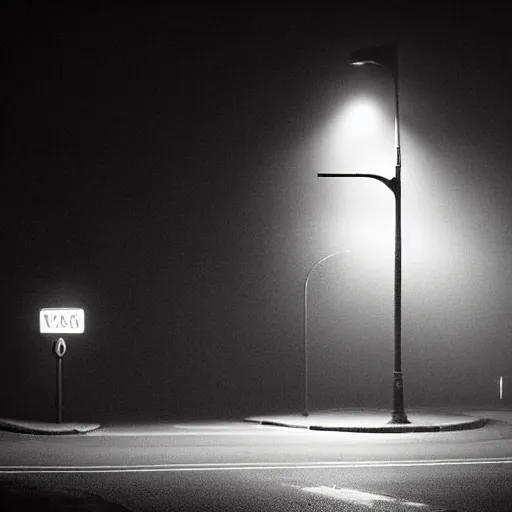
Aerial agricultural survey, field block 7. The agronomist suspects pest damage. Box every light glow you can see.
[315,95,395,260]
[316,95,393,178]
[342,98,383,136]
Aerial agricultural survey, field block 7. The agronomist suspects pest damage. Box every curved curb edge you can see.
[0,421,102,436]
[243,417,489,433]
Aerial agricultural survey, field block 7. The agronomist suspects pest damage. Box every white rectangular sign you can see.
[39,308,85,334]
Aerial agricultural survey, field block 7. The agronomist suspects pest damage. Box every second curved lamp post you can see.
[303,250,351,416]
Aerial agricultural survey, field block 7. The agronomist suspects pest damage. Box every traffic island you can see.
[0,418,101,435]
[244,408,489,433]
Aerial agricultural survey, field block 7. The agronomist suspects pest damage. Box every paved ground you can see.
[0,408,511,511]
[0,480,129,510]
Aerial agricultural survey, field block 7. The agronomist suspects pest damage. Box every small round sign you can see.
[52,337,67,358]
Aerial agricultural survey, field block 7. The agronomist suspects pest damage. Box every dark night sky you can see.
[2,2,512,422]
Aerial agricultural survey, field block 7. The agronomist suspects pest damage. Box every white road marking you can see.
[293,485,443,510]
[0,457,511,473]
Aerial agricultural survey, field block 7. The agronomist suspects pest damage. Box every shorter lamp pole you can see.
[303,250,350,416]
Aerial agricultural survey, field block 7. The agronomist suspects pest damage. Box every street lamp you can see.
[318,44,409,424]
[303,250,351,416]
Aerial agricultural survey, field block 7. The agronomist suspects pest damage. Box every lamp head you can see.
[350,45,398,75]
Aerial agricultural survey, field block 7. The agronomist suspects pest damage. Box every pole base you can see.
[388,412,410,424]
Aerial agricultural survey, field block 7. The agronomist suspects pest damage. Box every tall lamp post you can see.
[303,250,350,416]
[318,45,409,424]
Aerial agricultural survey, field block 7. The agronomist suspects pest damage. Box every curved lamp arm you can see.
[317,173,396,194]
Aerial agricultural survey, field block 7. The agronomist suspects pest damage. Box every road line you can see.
[2,456,512,468]
[1,457,511,473]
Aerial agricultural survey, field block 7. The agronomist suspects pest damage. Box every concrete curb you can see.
[309,417,488,433]
[243,416,489,433]
[0,419,101,435]
[244,419,309,429]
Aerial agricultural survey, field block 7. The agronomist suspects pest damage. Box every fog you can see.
[2,4,511,423]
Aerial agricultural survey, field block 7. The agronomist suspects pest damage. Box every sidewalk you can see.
[0,407,496,435]
[0,418,101,435]
[243,408,489,433]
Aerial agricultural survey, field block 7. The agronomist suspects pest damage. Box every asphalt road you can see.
[1,409,512,511]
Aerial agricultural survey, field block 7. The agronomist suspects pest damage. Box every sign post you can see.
[52,338,66,423]
[40,308,85,424]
